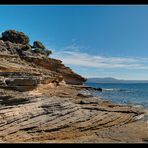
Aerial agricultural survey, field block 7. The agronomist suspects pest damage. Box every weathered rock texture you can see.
[0,85,147,143]
[0,32,86,86]
[0,30,147,143]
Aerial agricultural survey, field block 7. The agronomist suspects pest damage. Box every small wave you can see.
[102,88,130,92]
[102,88,114,91]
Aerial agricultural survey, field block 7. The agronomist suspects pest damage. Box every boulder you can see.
[4,41,13,49]
[0,40,5,46]
[2,30,29,45]
[3,77,39,92]
[0,45,7,52]
[5,78,39,86]
[96,88,102,91]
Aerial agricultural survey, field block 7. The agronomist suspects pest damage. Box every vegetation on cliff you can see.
[0,29,86,86]
[1,30,29,45]
[0,30,52,57]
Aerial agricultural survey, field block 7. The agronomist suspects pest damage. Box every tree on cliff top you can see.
[33,41,45,49]
[2,30,29,45]
[33,41,52,56]
[1,30,52,57]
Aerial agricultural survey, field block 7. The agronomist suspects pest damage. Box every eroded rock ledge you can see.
[0,30,86,86]
[0,85,147,143]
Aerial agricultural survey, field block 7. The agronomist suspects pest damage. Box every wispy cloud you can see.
[51,48,148,70]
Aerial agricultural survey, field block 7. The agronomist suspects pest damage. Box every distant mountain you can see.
[86,77,148,84]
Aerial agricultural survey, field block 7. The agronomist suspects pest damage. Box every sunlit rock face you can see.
[0,30,86,88]
[0,30,147,143]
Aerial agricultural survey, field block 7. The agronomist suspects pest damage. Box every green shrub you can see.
[33,48,52,56]
[33,48,45,54]
[44,49,52,56]
[2,30,29,45]
[33,41,45,49]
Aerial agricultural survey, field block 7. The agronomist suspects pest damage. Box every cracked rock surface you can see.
[0,85,147,143]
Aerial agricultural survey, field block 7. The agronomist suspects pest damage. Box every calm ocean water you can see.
[85,82,148,108]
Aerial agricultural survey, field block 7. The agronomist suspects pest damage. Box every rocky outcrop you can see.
[0,30,86,85]
[4,77,38,92]
[0,71,63,92]
[21,56,86,85]
[0,85,147,143]
[0,73,35,92]
[77,86,103,91]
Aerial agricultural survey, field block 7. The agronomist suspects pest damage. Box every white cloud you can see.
[51,49,148,70]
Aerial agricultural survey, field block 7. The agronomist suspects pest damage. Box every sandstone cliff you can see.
[0,30,86,91]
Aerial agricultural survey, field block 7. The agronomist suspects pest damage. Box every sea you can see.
[85,82,148,108]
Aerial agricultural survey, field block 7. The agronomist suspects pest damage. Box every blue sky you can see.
[0,5,148,80]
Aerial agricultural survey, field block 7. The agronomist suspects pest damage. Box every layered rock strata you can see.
[0,30,147,143]
[0,85,147,143]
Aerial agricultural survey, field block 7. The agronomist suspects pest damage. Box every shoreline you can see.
[72,84,148,127]
[56,84,148,143]
[83,83,148,110]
